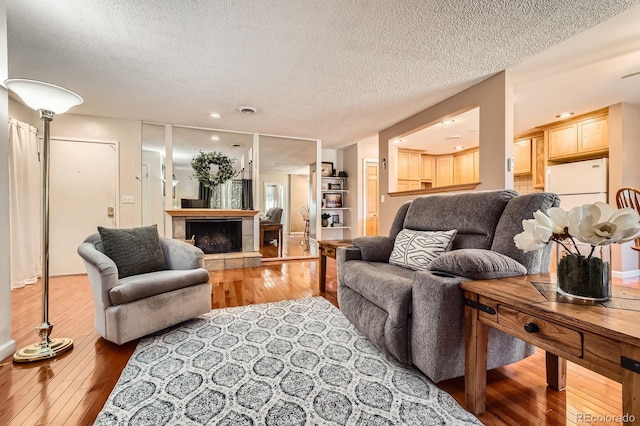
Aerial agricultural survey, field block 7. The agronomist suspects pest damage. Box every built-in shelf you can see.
[321,226,351,230]
[321,207,351,210]
[321,189,349,193]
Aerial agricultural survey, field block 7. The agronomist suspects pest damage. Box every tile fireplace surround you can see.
[166,209,262,270]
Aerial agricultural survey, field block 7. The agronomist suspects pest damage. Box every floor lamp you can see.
[5,79,83,363]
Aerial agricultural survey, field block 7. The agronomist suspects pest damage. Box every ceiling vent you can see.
[239,106,257,114]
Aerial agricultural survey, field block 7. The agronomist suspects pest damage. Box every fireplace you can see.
[186,218,242,254]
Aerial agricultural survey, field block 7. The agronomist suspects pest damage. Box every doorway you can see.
[49,138,118,275]
[364,159,379,236]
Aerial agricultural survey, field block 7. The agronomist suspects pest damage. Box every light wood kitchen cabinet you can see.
[435,156,454,187]
[397,180,421,191]
[532,135,545,189]
[421,155,434,181]
[513,138,532,175]
[453,150,476,184]
[398,149,421,180]
[545,109,609,161]
[473,150,479,182]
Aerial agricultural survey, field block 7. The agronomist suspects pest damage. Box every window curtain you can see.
[8,118,41,289]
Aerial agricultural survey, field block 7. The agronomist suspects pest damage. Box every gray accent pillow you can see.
[353,236,395,262]
[98,224,167,279]
[389,229,457,271]
[427,248,527,279]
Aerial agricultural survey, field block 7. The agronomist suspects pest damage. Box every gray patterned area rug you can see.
[95,297,481,425]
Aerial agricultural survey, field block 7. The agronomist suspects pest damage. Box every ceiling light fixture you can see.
[231,144,244,147]
[447,135,461,140]
[454,145,464,150]
[441,119,455,125]
[210,135,220,141]
[209,112,222,119]
[394,139,403,144]
[556,112,574,119]
[239,106,257,114]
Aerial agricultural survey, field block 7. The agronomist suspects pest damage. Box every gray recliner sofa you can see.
[78,234,212,344]
[337,190,559,383]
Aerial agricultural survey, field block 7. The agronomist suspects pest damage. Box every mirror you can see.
[393,107,479,191]
[258,135,315,259]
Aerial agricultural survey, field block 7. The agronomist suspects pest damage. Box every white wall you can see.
[0,0,17,360]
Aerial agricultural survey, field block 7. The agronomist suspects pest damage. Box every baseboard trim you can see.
[612,269,640,279]
[0,339,17,361]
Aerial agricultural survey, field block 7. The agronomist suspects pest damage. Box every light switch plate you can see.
[122,195,135,204]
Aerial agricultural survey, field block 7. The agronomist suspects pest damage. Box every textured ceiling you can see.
[6,0,640,151]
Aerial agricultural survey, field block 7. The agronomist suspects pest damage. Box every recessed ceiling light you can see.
[394,139,403,144]
[556,112,574,119]
[446,135,461,140]
[209,112,222,119]
[441,119,455,125]
[210,135,220,141]
[454,145,464,150]
[239,106,257,114]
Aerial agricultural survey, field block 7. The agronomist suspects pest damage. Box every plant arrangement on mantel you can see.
[191,151,237,189]
[515,202,640,301]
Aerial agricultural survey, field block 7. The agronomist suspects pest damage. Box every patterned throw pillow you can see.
[389,229,457,271]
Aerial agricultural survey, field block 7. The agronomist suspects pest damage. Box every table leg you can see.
[465,292,488,415]
[319,250,327,293]
[622,344,640,426]
[545,352,567,390]
[278,227,282,257]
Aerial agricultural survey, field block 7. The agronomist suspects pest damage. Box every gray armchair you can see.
[337,190,559,383]
[78,234,211,344]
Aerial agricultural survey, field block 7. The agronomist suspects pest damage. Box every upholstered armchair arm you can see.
[160,237,205,270]
[410,271,469,383]
[352,236,395,262]
[77,242,119,310]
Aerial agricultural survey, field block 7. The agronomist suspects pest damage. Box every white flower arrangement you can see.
[514,201,640,253]
[515,201,640,301]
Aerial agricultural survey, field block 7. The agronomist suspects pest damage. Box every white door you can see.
[50,139,118,276]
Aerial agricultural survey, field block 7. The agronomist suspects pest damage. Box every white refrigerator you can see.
[545,158,608,210]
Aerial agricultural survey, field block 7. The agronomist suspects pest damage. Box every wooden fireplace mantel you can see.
[165,209,260,217]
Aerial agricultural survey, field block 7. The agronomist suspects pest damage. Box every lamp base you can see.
[13,337,74,363]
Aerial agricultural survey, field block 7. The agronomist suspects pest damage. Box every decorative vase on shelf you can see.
[556,241,611,301]
[322,219,329,227]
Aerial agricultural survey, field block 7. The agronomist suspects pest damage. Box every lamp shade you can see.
[4,78,83,114]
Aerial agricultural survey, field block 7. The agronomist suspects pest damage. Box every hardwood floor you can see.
[0,258,635,425]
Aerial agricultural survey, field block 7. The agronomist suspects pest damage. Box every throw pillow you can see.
[98,224,167,279]
[427,248,527,279]
[389,229,457,271]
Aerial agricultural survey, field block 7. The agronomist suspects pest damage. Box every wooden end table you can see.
[317,239,352,292]
[260,223,283,257]
[461,274,640,425]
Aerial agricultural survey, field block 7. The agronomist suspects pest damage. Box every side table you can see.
[461,274,640,426]
[317,239,352,292]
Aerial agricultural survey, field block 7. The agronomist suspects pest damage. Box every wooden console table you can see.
[462,274,640,426]
[317,239,352,292]
[260,223,283,257]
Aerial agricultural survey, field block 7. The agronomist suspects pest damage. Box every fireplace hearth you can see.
[186,218,242,254]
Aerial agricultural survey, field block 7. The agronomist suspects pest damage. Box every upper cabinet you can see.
[513,138,532,175]
[453,149,478,185]
[544,109,609,161]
